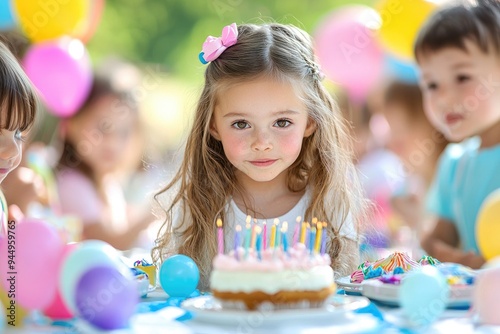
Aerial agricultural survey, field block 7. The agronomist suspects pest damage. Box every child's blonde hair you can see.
[153,23,366,288]
[0,42,37,132]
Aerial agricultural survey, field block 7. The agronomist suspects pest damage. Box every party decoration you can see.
[23,38,92,117]
[60,240,129,313]
[160,255,199,298]
[376,0,437,60]
[315,5,384,103]
[474,266,500,325]
[75,0,105,43]
[75,266,138,330]
[476,189,500,260]
[0,0,15,30]
[13,0,88,42]
[43,243,78,320]
[399,266,449,326]
[384,54,419,83]
[0,220,63,310]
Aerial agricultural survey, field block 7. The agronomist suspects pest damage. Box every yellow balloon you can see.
[477,189,500,260]
[0,286,28,327]
[376,0,437,60]
[13,0,89,42]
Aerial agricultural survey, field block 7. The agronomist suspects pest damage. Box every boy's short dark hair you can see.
[414,0,500,61]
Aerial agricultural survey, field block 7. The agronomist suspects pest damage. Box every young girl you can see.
[56,60,154,250]
[153,23,367,289]
[0,40,38,326]
[0,41,38,229]
[414,0,500,268]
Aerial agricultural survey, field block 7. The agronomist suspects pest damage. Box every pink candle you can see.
[263,220,267,251]
[292,216,301,245]
[217,218,223,254]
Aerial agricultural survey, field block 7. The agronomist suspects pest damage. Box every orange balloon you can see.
[75,0,105,43]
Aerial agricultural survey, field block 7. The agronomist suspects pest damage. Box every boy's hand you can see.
[461,251,485,269]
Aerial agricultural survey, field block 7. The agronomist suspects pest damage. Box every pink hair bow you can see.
[199,23,238,64]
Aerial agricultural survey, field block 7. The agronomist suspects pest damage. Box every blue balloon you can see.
[0,1,15,30]
[160,255,199,298]
[384,54,419,83]
[399,266,449,326]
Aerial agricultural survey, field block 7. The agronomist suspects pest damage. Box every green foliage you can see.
[88,0,371,79]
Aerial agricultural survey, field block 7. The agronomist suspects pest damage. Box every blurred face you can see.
[384,103,433,163]
[210,76,315,185]
[0,119,23,183]
[67,95,136,175]
[418,40,500,143]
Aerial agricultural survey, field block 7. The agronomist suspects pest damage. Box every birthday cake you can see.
[210,243,335,310]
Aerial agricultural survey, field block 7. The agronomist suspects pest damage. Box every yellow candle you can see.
[270,223,276,248]
[299,222,307,244]
[315,222,322,253]
[250,224,257,250]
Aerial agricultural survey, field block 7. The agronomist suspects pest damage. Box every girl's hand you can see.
[8,204,24,222]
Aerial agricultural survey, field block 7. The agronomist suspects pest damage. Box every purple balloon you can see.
[75,266,138,330]
[23,38,92,118]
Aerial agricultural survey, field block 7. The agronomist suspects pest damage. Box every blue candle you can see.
[281,222,288,253]
[320,223,327,255]
[309,227,316,254]
[256,231,262,260]
[274,218,281,249]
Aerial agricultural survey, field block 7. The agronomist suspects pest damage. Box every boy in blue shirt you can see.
[415,0,500,268]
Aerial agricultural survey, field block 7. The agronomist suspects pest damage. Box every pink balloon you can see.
[23,38,92,118]
[0,220,63,310]
[474,267,500,325]
[315,6,384,103]
[43,243,78,319]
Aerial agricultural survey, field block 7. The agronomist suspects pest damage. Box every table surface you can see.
[3,288,500,334]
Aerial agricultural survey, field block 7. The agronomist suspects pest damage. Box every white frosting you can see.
[210,243,334,294]
[210,266,334,294]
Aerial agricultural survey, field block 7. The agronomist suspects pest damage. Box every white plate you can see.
[181,294,370,326]
[362,279,473,308]
[335,276,364,293]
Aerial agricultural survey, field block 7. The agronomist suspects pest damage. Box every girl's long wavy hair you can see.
[153,23,367,289]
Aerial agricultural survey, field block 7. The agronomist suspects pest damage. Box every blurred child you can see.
[0,40,38,326]
[415,0,500,268]
[153,23,367,289]
[383,81,448,234]
[0,41,37,227]
[56,60,154,250]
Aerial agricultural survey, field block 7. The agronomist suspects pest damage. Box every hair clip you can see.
[199,23,238,64]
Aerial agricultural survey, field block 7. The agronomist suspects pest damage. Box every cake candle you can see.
[255,226,262,260]
[250,224,257,250]
[299,221,307,244]
[281,221,288,253]
[274,218,281,249]
[292,216,301,246]
[270,222,276,248]
[244,215,251,259]
[304,223,310,249]
[315,221,322,253]
[320,222,327,255]
[309,226,316,254]
[262,220,267,251]
[217,218,224,254]
[234,225,241,260]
